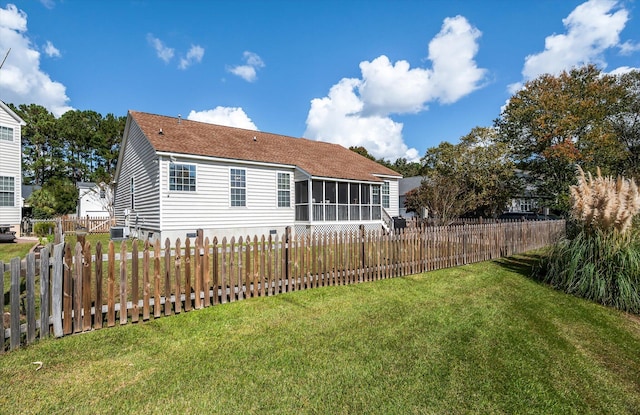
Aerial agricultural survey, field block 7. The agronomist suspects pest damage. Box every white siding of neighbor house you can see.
[0,106,22,231]
[113,120,160,234]
[386,178,400,217]
[157,156,296,241]
[77,185,110,217]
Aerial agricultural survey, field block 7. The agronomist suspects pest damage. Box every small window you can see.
[0,176,15,207]
[0,126,13,142]
[230,168,246,207]
[382,181,390,209]
[130,177,135,210]
[169,163,196,192]
[372,186,381,205]
[277,173,290,207]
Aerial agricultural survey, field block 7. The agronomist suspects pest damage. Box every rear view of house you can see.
[0,101,26,236]
[113,111,401,242]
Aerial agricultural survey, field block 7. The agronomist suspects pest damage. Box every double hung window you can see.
[231,168,246,207]
[0,176,14,207]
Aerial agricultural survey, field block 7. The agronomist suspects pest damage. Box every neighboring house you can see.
[76,182,112,218]
[0,100,26,236]
[506,170,552,214]
[113,111,402,242]
[398,176,426,218]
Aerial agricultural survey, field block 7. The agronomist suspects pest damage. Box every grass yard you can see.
[0,240,36,265]
[0,253,639,414]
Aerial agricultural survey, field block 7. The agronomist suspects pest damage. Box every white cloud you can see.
[146,33,174,63]
[0,4,72,117]
[427,16,487,103]
[227,51,265,82]
[607,66,637,75]
[187,106,258,130]
[39,0,55,9]
[619,40,640,56]
[305,15,486,162]
[513,0,634,90]
[178,44,204,70]
[43,40,60,57]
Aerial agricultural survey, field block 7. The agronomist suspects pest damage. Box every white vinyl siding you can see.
[113,119,160,230]
[0,104,23,227]
[159,159,295,236]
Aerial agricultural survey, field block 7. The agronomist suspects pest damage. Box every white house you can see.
[76,182,112,218]
[398,176,426,218]
[0,101,26,236]
[113,111,401,242]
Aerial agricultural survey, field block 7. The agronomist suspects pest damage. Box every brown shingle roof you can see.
[130,111,401,182]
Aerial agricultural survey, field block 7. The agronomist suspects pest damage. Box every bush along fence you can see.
[1,220,565,352]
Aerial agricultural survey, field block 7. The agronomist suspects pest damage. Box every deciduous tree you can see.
[495,65,630,213]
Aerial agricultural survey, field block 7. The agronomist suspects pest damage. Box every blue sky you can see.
[1,0,639,162]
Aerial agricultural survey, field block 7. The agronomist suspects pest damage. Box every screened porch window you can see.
[295,181,309,220]
[295,179,383,223]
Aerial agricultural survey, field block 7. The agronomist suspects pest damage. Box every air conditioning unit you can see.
[110,226,130,240]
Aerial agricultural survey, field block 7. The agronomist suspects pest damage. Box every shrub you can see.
[537,229,640,313]
[33,221,56,237]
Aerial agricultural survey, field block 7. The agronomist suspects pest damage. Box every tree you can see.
[10,103,63,185]
[610,70,640,179]
[349,146,422,177]
[404,175,477,225]
[495,65,630,213]
[416,127,521,218]
[26,187,56,219]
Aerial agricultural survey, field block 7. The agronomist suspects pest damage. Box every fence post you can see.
[0,260,4,351]
[284,226,291,287]
[40,247,50,340]
[360,225,366,275]
[26,253,36,344]
[52,243,64,337]
[10,258,20,350]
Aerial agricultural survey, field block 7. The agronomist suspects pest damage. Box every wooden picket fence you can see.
[29,215,115,235]
[1,220,565,352]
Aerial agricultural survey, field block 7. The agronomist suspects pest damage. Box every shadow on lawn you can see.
[494,252,546,279]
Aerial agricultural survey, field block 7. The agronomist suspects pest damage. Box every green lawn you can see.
[0,253,639,414]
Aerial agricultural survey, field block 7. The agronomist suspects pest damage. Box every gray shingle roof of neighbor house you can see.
[129,111,402,182]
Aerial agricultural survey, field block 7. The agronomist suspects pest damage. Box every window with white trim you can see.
[382,181,390,209]
[0,126,13,142]
[169,163,196,191]
[0,176,14,206]
[277,172,290,207]
[230,168,246,207]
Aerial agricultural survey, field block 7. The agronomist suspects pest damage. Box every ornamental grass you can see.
[536,166,640,314]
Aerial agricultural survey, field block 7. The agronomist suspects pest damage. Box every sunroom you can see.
[293,177,392,234]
